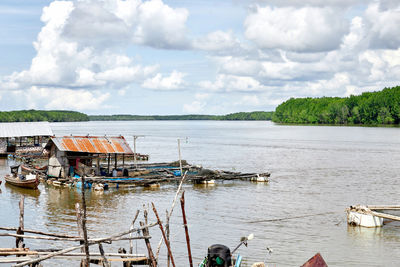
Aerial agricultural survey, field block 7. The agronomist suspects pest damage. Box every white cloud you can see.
[0,0,190,111]
[183,101,206,113]
[142,71,186,90]
[252,0,363,8]
[364,3,400,49]
[194,93,209,100]
[13,86,110,110]
[244,6,348,52]
[199,74,264,92]
[234,95,261,106]
[193,30,241,52]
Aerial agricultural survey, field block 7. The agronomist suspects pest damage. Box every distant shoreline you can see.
[0,110,274,122]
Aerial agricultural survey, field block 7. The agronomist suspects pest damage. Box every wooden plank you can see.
[369,210,400,221]
[367,205,400,210]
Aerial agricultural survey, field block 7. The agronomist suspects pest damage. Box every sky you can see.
[1,0,400,115]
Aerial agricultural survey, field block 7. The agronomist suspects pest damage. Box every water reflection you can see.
[4,183,41,198]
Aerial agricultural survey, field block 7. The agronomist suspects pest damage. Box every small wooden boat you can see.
[5,165,39,189]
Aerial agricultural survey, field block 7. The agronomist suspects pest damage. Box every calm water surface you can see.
[1,121,400,266]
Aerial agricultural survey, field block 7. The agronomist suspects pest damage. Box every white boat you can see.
[346,206,383,227]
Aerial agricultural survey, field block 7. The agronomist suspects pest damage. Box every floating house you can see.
[44,136,134,178]
[0,121,53,156]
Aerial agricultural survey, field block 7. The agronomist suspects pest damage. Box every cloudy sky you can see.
[1,0,400,115]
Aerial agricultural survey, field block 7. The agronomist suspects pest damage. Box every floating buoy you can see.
[93,183,104,191]
[199,179,215,185]
[251,174,269,183]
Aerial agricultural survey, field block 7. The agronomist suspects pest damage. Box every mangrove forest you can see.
[272,86,400,125]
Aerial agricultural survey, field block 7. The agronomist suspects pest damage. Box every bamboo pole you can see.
[140,222,157,267]
[129,210,140,254]
[0,233,151,242]
[16,196,24,249]
[98,243,110,267]
[156,171,187,258]
[80,175,90,267]
[13,222,158,267]
[0,227,81,238]
[180,191,193,267]
[152,202,176,267]
[177,139,182,177]
[76,202,85,266]
[166,210,170,267]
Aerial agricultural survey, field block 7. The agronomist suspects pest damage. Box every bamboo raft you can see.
[41,160,271,189]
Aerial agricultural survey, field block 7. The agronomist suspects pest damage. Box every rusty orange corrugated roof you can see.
[50,136,133,154]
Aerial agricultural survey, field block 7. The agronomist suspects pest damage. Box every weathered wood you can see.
[129,210,140,254]
[13,222,158,267]
[81,175,90,267]
[369,210,400,221]
[166,210,170,267]
[98,243,110,267]
[152,202,176,267]
[140,221,157,267]
[0,233,151,242]
[156,171,187,258]
[76,202,86,267]
[0,227,81,239]
[16,196,24,249]
[2,256,149,264]
[180,191,193,267]
[368,205,400,210]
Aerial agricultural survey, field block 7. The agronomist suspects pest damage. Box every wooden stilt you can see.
[129,210,140,255]
[76,203,86,267]
[98,243,110,267]
[166,210,170,267]
[140,221,157,267]
[152,202,176,267]
[80,175,90,267]
[16,196,24,249]
[180,191,193,267]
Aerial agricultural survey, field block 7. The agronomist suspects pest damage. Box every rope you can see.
[248,211,340,223]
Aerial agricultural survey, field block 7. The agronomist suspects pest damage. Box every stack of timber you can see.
[346,205,400,227]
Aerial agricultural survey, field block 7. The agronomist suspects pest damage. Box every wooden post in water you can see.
[129,210,140,254]
[98,243,110,267]
[140,221,157,267]
[177,139,182,177]
[107,154,110,175]
[133,135,145,169]
[152,202,176,267]
[166,210,170,267]
[180,191,193,267]
[133,136,138,169]
[75,203,85,267]
[80,175,90,267]
[16,196,24,249]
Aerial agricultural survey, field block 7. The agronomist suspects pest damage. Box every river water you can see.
[1,121,400,266]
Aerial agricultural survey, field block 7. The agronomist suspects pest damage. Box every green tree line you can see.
[89,111,274,121]
[272,86,400,125]
[0,110,89,122]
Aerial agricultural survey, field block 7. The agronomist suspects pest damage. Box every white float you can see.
[346,206,383,227]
